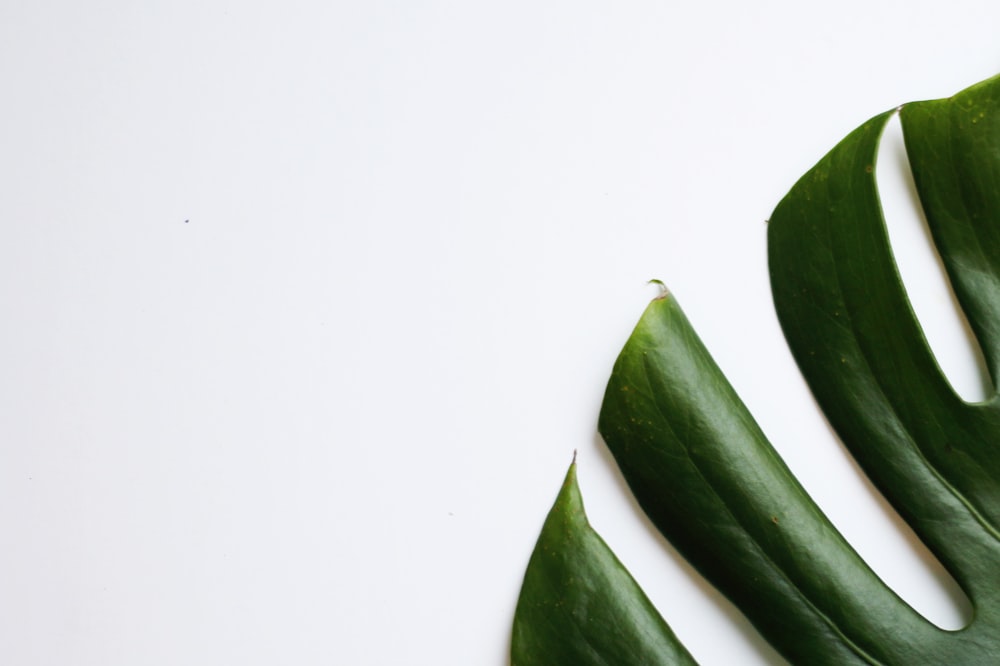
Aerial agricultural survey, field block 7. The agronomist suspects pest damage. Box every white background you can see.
[2,2,999,664]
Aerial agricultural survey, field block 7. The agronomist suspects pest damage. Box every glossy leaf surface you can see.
[515,73,1000,664]
[766,73,1000,660]
[599,293,940,664]
[510,461,696,665]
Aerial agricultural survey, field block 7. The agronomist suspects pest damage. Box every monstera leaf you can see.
[512,73,1000,665]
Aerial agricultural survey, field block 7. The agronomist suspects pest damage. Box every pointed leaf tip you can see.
[647,279,670,300]
[512,461,697,665]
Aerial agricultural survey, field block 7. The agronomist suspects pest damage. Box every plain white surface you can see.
[2,2,1000,664]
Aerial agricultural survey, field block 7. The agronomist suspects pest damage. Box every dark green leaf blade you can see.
[511,461,698,666]
[599,293,945,664]
[767,74,1000,658]
[768,105,1000,599]
[902,73,1000,381]
[899,80,1000,596]
[520,73,1000,666]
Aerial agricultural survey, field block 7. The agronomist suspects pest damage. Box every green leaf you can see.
[766,73,1000,660]
[599,292,925,664]
[514,72,1000,664]
[510,459,697,665]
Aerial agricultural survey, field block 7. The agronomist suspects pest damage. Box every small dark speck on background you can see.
[184,219,189,223]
